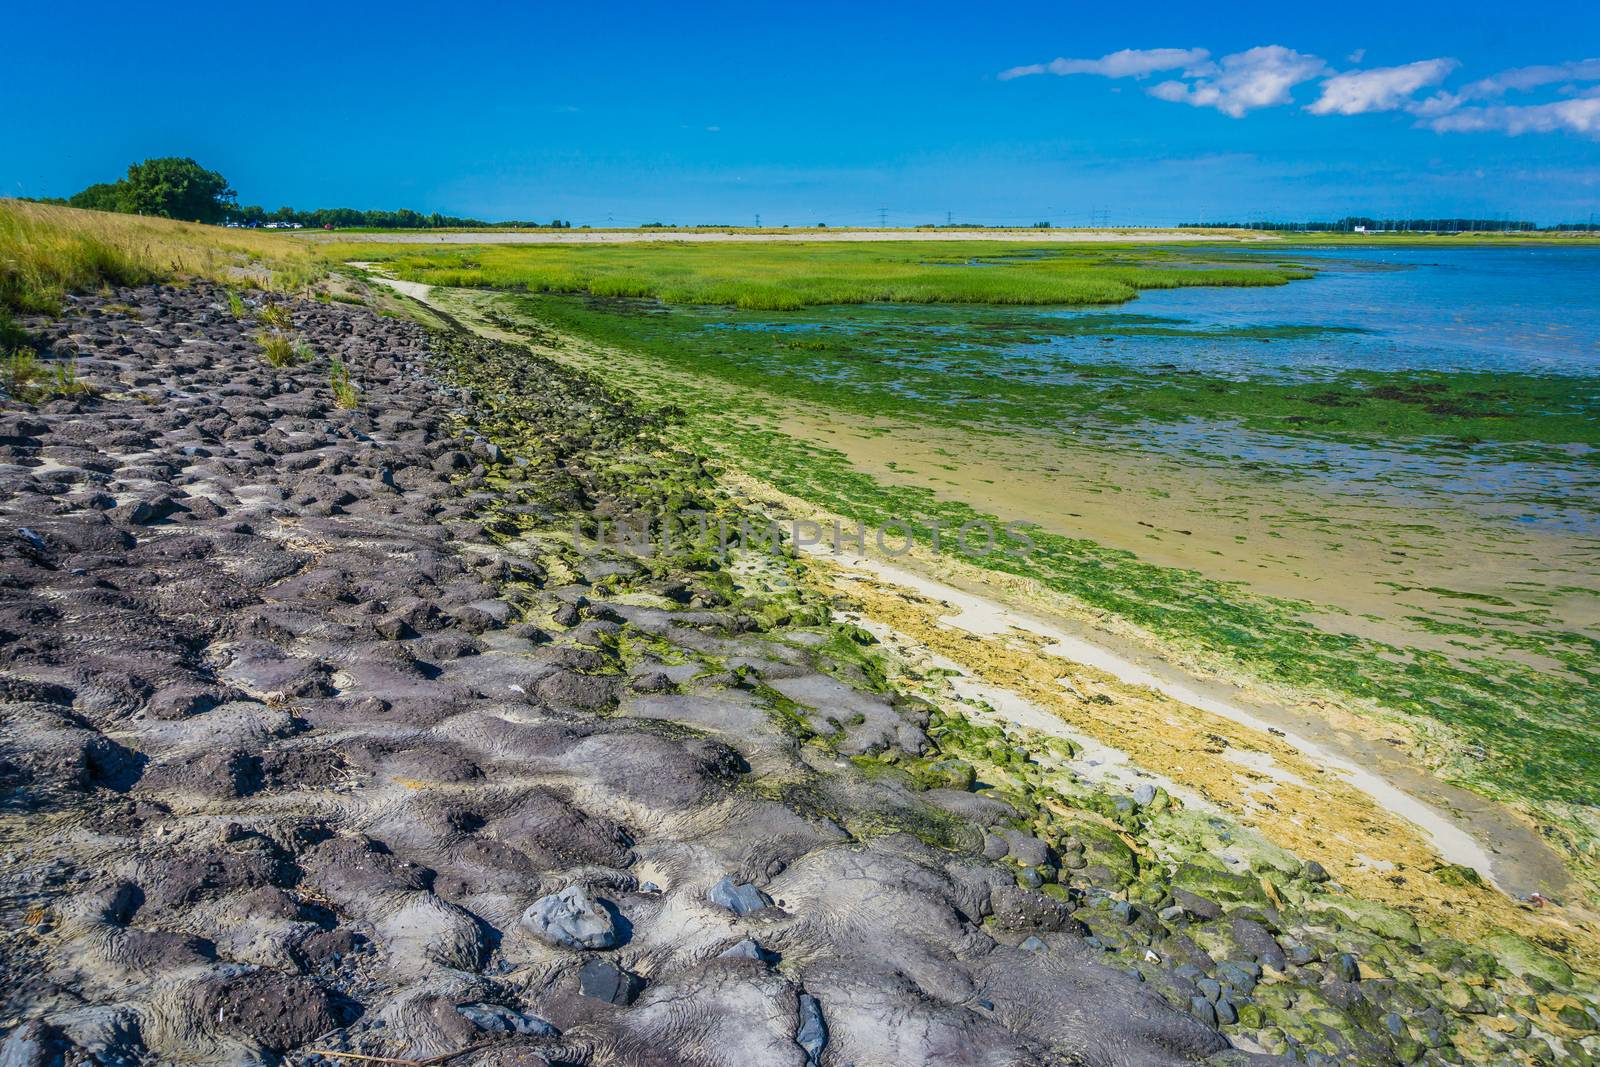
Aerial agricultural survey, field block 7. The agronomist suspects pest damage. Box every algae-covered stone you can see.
[925,758,977,791]
[1058,817,1139,882]
[1480,931,1574,988]
[1308,895,1421,944]
[1173,862,1267,906]
[1422,937,1499,978]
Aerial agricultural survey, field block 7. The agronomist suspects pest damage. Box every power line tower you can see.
[878,207,888,228]
[754,213,761,228]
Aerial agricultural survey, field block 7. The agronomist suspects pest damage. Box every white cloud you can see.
[1146,46,1327,117]
[1308,58,1458,115]
[1346,48,1366,64]
[1424,91,1600,136]
[999,47,1208,82]
[1462,58,1600,98]
[1410,91,1464,119]
[999,44,1600,138]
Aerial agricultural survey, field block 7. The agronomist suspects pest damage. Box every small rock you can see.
[519,885,617,949]
[578,958,640,1005]
[1217,959,1260,993]
[631,671,673,693]
[1173,890,1222,921]
[796,994,827,1066]
[455,1003,557,1037]
[707,875,771,916]
[1133,783,1157,806]
[718,938,775,963]
[1286,942,1318,966]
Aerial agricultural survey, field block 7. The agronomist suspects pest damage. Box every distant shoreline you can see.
[301,227,1271,244]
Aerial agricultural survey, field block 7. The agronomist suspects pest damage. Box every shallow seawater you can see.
[1072,245,1600,378]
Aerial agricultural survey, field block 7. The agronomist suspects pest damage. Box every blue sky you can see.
[6,0,1599,225]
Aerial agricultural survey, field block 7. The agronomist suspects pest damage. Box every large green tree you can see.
[67,158,236,223]
[117,157,235,223]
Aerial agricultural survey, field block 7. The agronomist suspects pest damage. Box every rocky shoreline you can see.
[0,282,1595,1065]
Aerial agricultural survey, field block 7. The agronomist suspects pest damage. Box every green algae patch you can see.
[1307,895,1423,944]
[504,292,1600,450]
[1482,932,1577,986]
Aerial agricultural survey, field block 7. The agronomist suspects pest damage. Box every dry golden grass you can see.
[0,199,326,315]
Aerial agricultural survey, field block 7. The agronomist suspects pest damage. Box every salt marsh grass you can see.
[338,240,1311,310]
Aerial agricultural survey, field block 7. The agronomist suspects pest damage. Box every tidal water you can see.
[1049,245,1600,379]
[695,246,1600,531]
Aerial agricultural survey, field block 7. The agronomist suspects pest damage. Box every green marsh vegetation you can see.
[338,240,1314,310]
[506,295,1600,453]
[257,302,294,331]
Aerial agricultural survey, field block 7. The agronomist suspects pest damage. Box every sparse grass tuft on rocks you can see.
[257,331,299,368]
[257,303,293,330]
[3,348,95,403]
[329,358,360,408]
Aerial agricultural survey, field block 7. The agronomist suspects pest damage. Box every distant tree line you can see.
[226,204,570,230]
[1182,216,1550,232]
[41,156,568,229]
